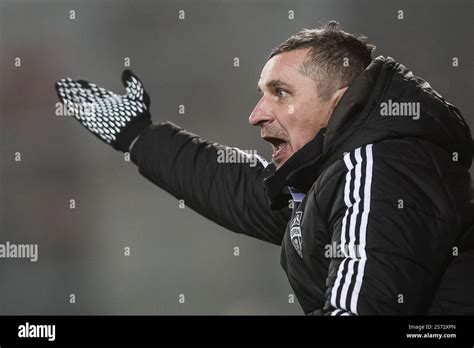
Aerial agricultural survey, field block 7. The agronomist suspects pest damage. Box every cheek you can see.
[287,102,322,149]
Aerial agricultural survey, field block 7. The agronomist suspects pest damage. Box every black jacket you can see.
[131,56,474,315]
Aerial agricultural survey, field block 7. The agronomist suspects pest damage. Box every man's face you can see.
[249,48,333,168]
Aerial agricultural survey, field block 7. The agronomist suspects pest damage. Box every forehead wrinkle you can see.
[266,78,293,89]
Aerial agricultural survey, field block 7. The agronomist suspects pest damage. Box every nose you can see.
[248,97,274,126]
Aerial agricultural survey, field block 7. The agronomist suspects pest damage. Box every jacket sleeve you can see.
[323,141,461,315]
[130,121,291,245]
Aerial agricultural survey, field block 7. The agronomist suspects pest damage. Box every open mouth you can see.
[262,136,291,165]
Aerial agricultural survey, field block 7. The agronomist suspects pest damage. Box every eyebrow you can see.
[257,79,294,93]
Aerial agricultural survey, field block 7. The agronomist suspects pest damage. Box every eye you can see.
[276,88,289,98]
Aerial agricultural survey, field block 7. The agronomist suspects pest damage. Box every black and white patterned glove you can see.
[55,70,152,152]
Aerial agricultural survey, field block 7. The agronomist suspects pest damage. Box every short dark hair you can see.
[269,21,375,100]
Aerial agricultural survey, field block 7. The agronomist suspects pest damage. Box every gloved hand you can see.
[55,70,151,152]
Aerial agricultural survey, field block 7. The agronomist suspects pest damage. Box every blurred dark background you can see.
[0,0,472,314]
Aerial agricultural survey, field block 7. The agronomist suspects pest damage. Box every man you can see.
[55,21,473,315]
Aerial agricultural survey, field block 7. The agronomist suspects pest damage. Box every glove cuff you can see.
[113,113,152,153]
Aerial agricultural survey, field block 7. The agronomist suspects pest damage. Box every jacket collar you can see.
[264,130,325,209]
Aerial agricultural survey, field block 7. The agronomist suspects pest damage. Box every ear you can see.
[319,86,349,128]
[330,86,348,112]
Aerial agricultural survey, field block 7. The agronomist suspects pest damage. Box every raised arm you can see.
[131,122,290,244]
[55,70,290,245]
